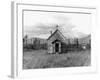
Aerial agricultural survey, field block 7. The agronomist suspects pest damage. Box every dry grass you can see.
[23,50,91,69]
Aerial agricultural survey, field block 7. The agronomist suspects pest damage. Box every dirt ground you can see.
[23,49,91,69]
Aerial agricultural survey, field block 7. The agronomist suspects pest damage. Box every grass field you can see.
[23,49,91,69]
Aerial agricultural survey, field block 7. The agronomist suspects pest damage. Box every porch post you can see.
[53,43,55,53]
[59,42,61,53]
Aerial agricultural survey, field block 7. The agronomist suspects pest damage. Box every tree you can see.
[68,39,71,45]
[24,35,28,45]
[33,38,41,50]
[74,38,79,48]
[76,38,79,48]
[33,38,37,49]
[23,35,28,49]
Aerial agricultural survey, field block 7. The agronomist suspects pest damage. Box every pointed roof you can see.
[47,29,66,41]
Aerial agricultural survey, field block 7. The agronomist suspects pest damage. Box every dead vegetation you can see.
[23,50,90,69]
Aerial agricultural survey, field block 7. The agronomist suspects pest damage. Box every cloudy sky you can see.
[24,11,91,39]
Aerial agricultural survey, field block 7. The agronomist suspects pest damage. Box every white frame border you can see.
[11,2,97,78]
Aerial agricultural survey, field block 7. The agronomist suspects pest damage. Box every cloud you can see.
[25,23,55,35]
[24,14,89,39]
[24,15,76,38]
[63,30,87,38]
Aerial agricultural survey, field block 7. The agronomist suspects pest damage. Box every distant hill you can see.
[78,35,91,44]
[64,34,91,44]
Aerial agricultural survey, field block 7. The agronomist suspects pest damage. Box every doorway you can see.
[55,43,59,53]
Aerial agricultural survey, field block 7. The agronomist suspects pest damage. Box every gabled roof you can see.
[47,29,66,41]
[52,39,61,44]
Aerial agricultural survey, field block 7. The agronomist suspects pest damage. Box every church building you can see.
[47,25,68,54]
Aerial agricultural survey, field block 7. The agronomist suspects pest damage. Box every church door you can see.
[55,43,59,52]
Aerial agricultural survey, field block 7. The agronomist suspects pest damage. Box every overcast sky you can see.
[24,11,91,39]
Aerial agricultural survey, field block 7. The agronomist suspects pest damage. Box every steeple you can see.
[56,25,59,30]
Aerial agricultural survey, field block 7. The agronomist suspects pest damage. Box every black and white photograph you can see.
[23,10,91,69]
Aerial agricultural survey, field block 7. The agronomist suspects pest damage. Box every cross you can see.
[56,25,59,30]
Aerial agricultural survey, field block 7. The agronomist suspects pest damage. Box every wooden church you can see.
[47,25,69,54]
